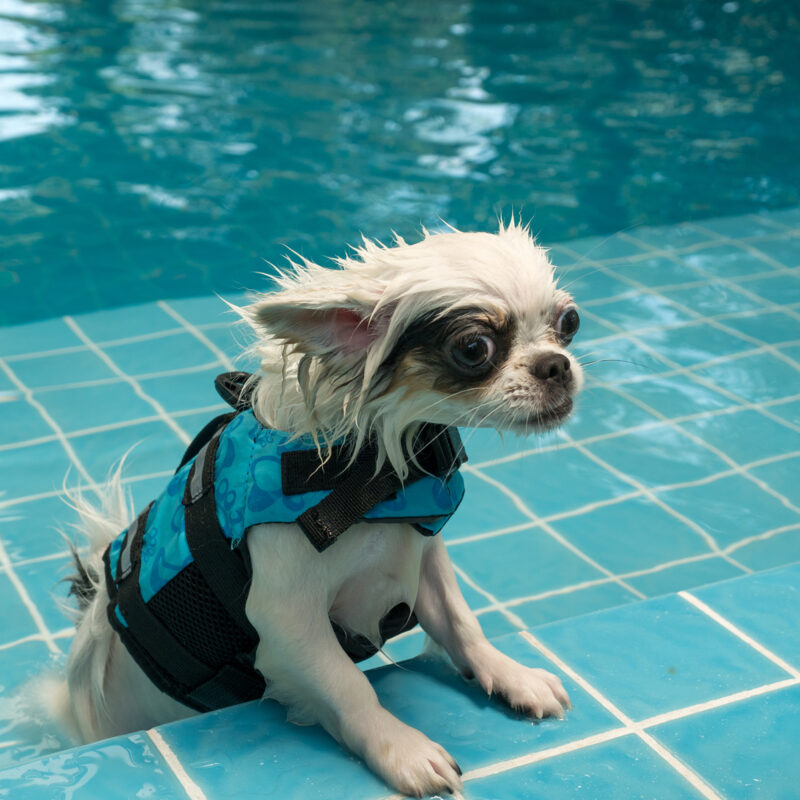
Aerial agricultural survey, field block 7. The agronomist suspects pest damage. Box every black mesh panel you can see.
[148,562,254,669]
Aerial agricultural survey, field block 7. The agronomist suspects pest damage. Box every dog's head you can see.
[247,220,582,473]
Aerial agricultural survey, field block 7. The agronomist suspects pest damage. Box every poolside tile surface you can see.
[0,209,798,797]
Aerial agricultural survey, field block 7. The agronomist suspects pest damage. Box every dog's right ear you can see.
[251,278,390,359]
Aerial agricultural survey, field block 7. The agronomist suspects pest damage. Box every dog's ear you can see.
[252,289,388,357]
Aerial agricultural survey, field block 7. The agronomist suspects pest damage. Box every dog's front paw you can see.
[345,710,462,798]
[468,644,571,720]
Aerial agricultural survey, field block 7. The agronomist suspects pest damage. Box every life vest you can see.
[103,373,467,712]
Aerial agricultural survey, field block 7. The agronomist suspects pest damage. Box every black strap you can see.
[108,505,217,698]
[183,430,259,641]
[294,423,467,553]
[214,371,255,411]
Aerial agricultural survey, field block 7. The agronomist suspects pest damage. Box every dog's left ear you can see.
[252,290,387,358]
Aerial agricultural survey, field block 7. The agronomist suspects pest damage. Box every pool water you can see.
[1,0,798,325]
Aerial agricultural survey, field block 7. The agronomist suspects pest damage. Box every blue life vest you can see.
[103,375,467,712]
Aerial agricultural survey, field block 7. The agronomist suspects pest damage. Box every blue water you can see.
[0,0,798,325]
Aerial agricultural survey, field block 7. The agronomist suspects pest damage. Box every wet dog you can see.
[55,220,581,797]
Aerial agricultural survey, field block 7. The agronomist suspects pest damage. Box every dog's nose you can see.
[531,353,571,385]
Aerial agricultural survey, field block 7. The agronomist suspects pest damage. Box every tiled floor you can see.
[0,208,799,796]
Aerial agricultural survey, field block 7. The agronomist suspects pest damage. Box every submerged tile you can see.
[533,593,788,720]
[468,733,712,800]
[0,732,187,800]
[652,682,800,800]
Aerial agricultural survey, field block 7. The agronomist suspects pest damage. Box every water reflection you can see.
[0,0,797,324]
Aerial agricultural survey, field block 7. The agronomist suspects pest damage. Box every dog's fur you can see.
[53,220,582,797]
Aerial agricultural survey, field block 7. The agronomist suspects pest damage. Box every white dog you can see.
[54,220,581,797]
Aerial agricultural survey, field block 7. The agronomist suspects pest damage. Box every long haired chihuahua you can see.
[54,220,581,797]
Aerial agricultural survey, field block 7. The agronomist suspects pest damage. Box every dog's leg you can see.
[415,536,571,719]
[246,527,462,798]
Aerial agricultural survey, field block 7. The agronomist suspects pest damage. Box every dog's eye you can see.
[556,308,580,343]
[450,334,496,372]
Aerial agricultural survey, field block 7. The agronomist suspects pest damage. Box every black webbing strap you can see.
[109,505,216,697]
[182,430,259,641]
[293,423,467,553]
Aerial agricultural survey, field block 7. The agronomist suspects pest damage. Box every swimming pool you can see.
[1,0,798,325]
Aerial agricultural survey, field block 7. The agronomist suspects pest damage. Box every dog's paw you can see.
[468,644,571,720]
[346,711,462,798]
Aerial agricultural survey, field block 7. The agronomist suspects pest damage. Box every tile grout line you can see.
[157,300,236,371]
[519,630,726,800]
[145,728,208,800]
[0,538,62,655]
[600,383,800,517]
[464,465,647,600]
[63,316,192,446]
[679,591,800,679]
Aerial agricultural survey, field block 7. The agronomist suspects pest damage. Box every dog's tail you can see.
[62,462,134,619]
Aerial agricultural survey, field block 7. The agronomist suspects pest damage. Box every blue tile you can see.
[662,283,766,316]
[73,302,178,342]
[751,456,800,505]
[627,223,714,252]
[449,528,605,603]
[741,274,800,305]
[680,409,800,463]
[9,350,115,390]
[547,496,712,575]
[693,215,777,241]
[562,270,632,302]
[69,420,184,483]
[681,244,763,278]
[0,441,73,500]
[0,732,188,800]
[625,556,744,598]
[693,352,800,404]
[448,472,530,537]
[619,255,706,287]
[561,386,657,440]
[199,324,258,367]
[725,532,800,572]
[720,309,800,345]
[764,397,800,427]
[482,448,634,518]
[570,312,618,342]
[126,474,174,512]
[622,375,732,418]
[14,556,74,636]
[157,699,389,800]
[586,294,693,332]
[0,641,71,767]
[0,573,42,647]
[654,476,800,550]
[458,427,537,465]
[137,367,223,413]
[36,382,155,434]
[693,564,800,667]
[474,610,520,640]
[748,235,800,265]
[513,582,635,628]
[652,683,800,800]
[0,395,51,444]
[574,333,661,383]
[535,593,788,721]
[469,734,711,800]
[635,323,751,368]
[561,234,650,262]
[0,319,82,359]
[586,425,728,487]
[103,333,219,376]
[0,495,75,562]
[162,295,237,326]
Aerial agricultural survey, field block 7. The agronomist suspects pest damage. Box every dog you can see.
[53,219,581,798]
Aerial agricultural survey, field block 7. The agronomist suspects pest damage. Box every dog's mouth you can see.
[513,396,574,431]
